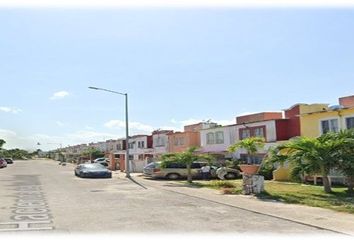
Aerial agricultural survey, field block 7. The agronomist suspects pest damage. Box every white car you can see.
[93,158,109,166]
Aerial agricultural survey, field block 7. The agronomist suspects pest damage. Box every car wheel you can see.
[224,172,237,180]
[166,173,180,180]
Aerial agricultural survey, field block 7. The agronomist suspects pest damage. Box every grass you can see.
[184,180,354,214]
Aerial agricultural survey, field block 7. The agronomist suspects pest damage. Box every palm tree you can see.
[333,129,354,195]
[228,137,265,164]
[278,135,342,193]
[161,147,214,183]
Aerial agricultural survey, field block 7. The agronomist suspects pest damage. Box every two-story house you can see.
[300,95,354,137]
[168,122,217,153]
[152,130,173,157]
[233,111,301,164]
[126,135,154,172]
[199,124,237,161]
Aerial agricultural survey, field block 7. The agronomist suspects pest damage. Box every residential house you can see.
[120,135,154,172]
[152,130,174,157]
[300,95,354,137]
[199,124,237,160]
[297,95,354,184]
[233,112,300,164]
[168,122,217,153]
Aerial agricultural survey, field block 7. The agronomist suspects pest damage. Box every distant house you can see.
[199,124,237,161]
[126,135,154,172]
[168,122,217,153]
[152,130,173,157]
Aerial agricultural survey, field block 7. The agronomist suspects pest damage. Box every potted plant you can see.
[228,137,265,175]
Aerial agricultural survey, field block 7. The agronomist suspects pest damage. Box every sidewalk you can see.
[130,173,354,236]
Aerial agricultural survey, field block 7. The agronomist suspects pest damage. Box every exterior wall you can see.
[275,119,292,140]
[339,95,354,108]
[168,131,200,153]
[184,122,218,132]
[284,105,301,137]
[298,104,329,115]
[128,135,154,172]
[152,131,171,156]
[200,125,237,155]
[273,166,290,181]
[235,120,277,142]
[236,112,283,124]
[301,108,354,138]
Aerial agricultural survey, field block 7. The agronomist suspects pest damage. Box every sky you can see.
[1,2,354,151]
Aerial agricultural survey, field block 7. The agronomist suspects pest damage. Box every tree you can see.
[161,147,214,183]
[333,129,354,195]
[81,147,104,161]
[0,139,6,149]
[277,135,343,193]
[228,137,265,164]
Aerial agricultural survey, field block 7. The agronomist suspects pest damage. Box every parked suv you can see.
[0,158,7,168]
[143,161,240,180]
[4,158,13,164]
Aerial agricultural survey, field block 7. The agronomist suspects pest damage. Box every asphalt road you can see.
[0,159,339,234]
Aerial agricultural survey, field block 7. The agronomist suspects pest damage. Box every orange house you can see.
[168,122,217,153]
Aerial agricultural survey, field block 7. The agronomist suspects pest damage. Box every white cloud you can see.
[56,121,65,127]
[0,106,22,114]
[104,120,154,133]
[50,91,69,100]
[0,129,17,137]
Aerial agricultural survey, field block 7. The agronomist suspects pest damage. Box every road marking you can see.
[0,221,53,232]
[0,175,54,232]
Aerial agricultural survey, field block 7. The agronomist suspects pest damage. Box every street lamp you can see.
[88,86,130,178]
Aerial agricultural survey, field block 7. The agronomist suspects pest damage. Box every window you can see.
[155,137,165,147]
[173,137,185,146]
[128,143,134,149]
[254,127,265,138]
[239,126,266,140]
[174,138,179,146]
[321,119,339,134]
[206,133,215,144]
[215,131,224,144]
[346,117,354,129]
[240,129,251,139]
[166,162,186,168]
[138,141,145,149]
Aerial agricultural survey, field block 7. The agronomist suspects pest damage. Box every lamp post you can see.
[88,86,130,178]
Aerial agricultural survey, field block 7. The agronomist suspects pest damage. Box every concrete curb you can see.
[130,174,354,236]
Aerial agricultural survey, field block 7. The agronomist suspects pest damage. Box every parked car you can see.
[4,158,13,164]
[74,163,112,178]
[0,158,8,168]
[93,157,109,167]
[143,161,240,180]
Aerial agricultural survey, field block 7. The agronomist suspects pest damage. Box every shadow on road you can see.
[127,176,148,189]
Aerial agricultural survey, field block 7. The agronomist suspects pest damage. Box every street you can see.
[0,159,344,234]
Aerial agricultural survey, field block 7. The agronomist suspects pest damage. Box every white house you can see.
[199,124,237,160]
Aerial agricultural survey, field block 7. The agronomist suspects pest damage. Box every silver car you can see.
[143,161,240,180]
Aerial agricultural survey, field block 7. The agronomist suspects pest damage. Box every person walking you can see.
[216,165,227,180]
[200,164,211,180]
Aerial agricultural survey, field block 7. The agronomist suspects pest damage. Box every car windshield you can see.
[82,164,106,169]
[145,162,157,168]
